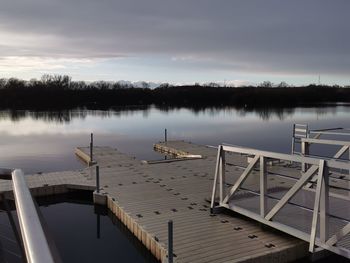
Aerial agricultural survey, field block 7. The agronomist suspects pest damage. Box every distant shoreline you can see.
[1,75,350,110]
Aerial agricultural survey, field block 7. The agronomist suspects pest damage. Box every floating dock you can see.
[0,140,311,263]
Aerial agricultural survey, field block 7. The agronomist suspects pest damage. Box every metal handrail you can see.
[302,137,350,146]
[309,127,344,132]
[309,127,350,137]
[300,137,350,175]
[2,169,55,263]
[221,144,350,170]
[211,144,350,259]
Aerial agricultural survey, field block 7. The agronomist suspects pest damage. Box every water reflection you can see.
[0,107,152,124]
[0,105,349,174]
[0,105,346,124]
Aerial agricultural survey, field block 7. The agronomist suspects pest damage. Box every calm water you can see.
[0,192,158,263]
[1,106,350,263]
[0,106,349,174]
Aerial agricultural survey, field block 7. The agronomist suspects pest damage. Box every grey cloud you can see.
[0,0,350,75]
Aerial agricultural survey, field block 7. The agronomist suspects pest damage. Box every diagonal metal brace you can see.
[326,223,350,247]
[309,160,325,252]
[222,155,260,204]
[265,164,319,221]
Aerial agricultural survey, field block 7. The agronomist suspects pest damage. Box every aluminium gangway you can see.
[211,141,350,259]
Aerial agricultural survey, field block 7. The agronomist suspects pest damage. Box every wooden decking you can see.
[0,141,309,263]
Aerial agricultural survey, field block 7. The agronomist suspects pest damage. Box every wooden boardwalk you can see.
[0,141,309,263]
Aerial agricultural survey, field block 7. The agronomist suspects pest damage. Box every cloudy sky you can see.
[0,0,349,85]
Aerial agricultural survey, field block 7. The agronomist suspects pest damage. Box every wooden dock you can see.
[0,141,309,263]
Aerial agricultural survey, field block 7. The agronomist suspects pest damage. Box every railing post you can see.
[301,141,304,172]
[168,220,173,263]
[309,160,325,252]
[211,145,222,210]
[165,129,167,143]
[96,165,100,193]
[222,148,226,199]
[219,147,226,204]
[291,124,295,155]
[260,156,267,217]
[348,146,350,175]
[90,133,94,163]
[301,140,309,172]
[320,163,329,243]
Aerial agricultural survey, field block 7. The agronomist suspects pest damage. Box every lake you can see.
[0,105,349,174]
[1,105,350,263]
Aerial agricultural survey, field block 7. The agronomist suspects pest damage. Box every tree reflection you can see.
[0,105,345,123]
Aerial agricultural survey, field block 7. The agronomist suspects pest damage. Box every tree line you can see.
[0,75,349,110]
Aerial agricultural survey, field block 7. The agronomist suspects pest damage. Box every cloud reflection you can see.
[0,106,349,174]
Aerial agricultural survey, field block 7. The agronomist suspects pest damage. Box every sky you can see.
[0,0,349,86]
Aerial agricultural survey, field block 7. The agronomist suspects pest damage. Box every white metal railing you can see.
[309,127,350,139]
[291,124,350,156]
[301,138,350,187]
[301,138,350,159]
[211,144,350,258]
[291,124,350,172]
[1,169,55,263]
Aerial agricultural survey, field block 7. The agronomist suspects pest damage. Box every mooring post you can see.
[90,133,94,163]
[96,165,100,193]
[168,220,173,263]
[165,128,168,143]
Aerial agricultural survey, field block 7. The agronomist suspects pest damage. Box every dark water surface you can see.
[37,193,158,263]
[1,106,350,262]
[0,192,158,263]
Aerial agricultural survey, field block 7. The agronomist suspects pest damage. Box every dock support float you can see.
[92,193,168,262]
[93,166,107,205]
